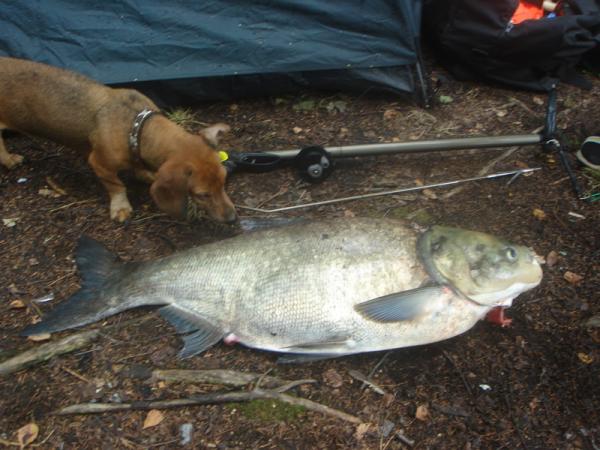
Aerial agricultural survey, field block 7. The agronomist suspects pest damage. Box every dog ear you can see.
[199,123,230,147]
[150,163,191,219]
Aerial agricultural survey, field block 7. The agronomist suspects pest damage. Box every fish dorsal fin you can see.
[75,236,120,292]
[355,285,454,323]
[159,305,223,358]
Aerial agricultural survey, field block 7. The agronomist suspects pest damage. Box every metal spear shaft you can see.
[237,168,541,214]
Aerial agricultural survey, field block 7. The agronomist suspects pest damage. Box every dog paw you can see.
[109,193,133,222]
[3,153,24,169]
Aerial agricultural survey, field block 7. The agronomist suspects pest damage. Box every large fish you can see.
[22,218,542,361]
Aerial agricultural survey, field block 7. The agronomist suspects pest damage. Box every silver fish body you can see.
[22,218,542,360]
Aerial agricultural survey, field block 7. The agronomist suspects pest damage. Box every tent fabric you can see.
[0,1,424,102]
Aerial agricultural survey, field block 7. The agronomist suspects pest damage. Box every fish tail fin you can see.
[22,236,133,336]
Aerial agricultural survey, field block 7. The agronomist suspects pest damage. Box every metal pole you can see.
[269,133,543,159]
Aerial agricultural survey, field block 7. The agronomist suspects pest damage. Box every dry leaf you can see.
[577,353,593,364]
[383,109,399,120]
[422,188,437,200]
[17,423,39,448]
[9,299,26,309]
[143,409,164,429]
[292,126,303,134]
[496,110,508,117]
[46,176,67,195]
[28,333,51,342]
[546,251,559,267]
[343,209,356,218]
[38,188,61,198]
[532,208,546,220]
[415,404,429,421]
[322,368,343,388]
[564,271,584,284]
[354,423,371,441]
[533,96,544,106]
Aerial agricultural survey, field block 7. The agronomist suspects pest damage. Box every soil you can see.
[1,61,599,450]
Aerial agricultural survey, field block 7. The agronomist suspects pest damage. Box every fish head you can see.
[418,226,543,307]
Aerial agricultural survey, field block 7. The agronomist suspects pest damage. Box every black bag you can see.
[423,0,600,91]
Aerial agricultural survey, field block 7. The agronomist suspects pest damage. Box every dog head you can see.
[150,124,237,224]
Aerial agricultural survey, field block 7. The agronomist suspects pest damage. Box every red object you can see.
[485,307,513,327]
[511,1,544,24]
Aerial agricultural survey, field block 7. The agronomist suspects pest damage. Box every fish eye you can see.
[505,247,518,261]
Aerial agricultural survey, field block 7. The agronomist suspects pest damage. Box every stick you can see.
[149,369,301,389]
[0,330,100,376]
[56,386,361,424]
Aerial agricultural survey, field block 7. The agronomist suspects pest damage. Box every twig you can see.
[442,350,473,397]
[61,366,92,383]
[348,370,386,395]
[48,199,95,212]
[0,330,100,376]
[361,351,391,391]
[396,431,415,447]
[56,385,361,424]
[149,369,300,389]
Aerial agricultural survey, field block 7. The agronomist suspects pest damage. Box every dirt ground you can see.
[1,61,599,450]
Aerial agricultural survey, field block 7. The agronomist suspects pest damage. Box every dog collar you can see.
[128,108,160,160]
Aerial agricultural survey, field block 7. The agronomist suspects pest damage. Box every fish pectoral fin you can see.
[180,326,223,359]
[355,285,454,323]
[159,305,223,358]
[277,353,345,364]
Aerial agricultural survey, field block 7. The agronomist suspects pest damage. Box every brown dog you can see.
[0,57,237,223]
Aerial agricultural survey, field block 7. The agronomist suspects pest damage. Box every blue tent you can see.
[0,1,425,103]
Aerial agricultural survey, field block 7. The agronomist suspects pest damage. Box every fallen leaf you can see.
[3,217,19,227]
[515,160,529,169]
[383,109,399,120]
[532,208,546,220]
[28,333,51,342]
[143,409,164,429]
[326,100,347,113]
[45,176,67,196]
[9,299,26,309]
[293,99,316,112]
[585,315,600,328]
[422,188,437,200]
[415,404,429,421]
[577,353,593,364]
[229,104,239,112]
[354,423,371,441]
[38,188,61,198]
[439,95,453,104]
[338,127,349,138]
[17,423,39,448]
[292,127,303,134]
[564,271,584,284]
[322,368,343,388]
[496,110,508,117]
[546,250,559,267]
[343,209,356,218]
[533,96,544,106]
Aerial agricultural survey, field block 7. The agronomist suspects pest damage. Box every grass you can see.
[165,108,199,129]
[227,399,305,422]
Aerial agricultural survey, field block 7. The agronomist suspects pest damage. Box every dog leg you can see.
[0,130,24,169]
[134,168,156,184]
[88,150,133,222]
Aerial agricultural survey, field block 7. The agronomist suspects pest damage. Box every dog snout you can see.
[223,207,238,224]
